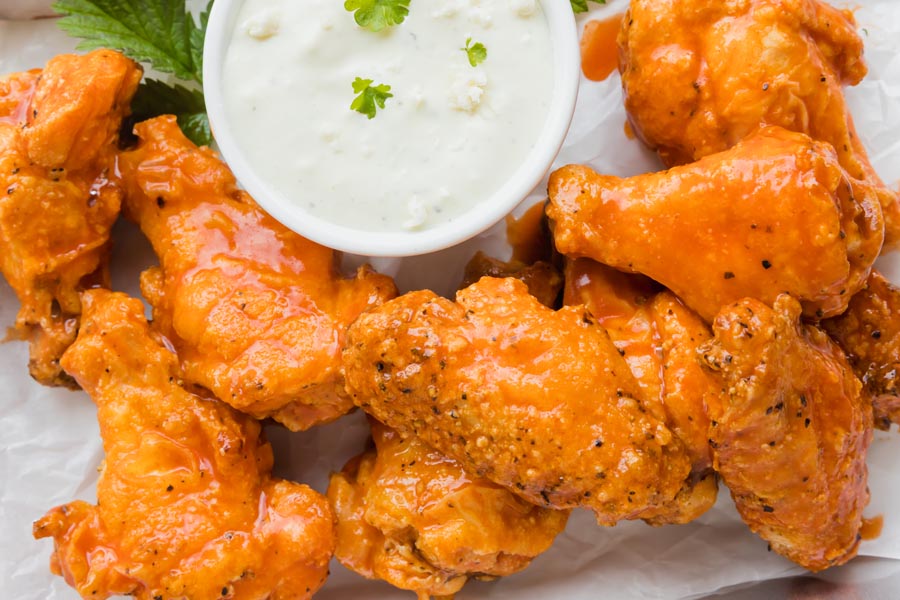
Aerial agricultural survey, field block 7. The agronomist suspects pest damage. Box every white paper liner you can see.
[1,1,899,598]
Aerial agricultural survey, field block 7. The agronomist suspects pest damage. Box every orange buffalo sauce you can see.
[860,515,884,541]
[506,201,552,264]
[580,14,624,82]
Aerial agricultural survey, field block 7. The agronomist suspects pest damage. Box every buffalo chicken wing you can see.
[824,271,900,429]
[564,259,718,525]
[699,295,872,571]
[328,418,569,599]
[342,276,691,526]
[0,51,140,386]
[618,0,900,246]
[115,116,397,431]
[33,290,335,600]
[547,127,883,322]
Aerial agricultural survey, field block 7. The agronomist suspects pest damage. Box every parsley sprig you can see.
[350,78,393,119]
[52,0,213,146]
[570,0,607,13]
[344,0,411,33]
[461,38,487,68]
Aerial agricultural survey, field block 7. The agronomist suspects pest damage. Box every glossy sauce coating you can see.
[824,271,900,429]
[564,259,718,525]
[0,51,140,386]
[342,276,691,525]
[618,0,900,247]
[547,127,884,322]
[33,290,335,600]
[699,295,872,571]
[328,418,569,599]
[115,117,397,431]
[0,68,38,125]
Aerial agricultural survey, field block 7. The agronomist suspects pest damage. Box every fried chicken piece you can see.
[33,290,335,599]
[460,202,563,308]
[698,295,872,571]
[342,276,691,525]
[824,271,900,429]
[460,251,562,308]
[618,0,900,247]
[547,127,884,322]
[328,418,569,599]
[564,259,718,525]
[0,51,141,386]
[115,116,397,431]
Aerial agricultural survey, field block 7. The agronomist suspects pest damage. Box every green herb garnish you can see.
[461,38,487,68]
[344,0,411,33]
[570,0,607,13]
[52,0,213,146]
[350,78,393,119]
[130,79,210,147]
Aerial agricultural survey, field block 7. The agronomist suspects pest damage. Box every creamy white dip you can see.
[222,0,553,233]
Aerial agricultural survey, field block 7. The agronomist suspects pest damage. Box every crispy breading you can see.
[564,259,718,525]
[0,51,140,386]
[824,271,900,429]
[699,295,872,571]
[33,290,335,600]
[618,0,900,247]
[547,127,883,322]
[114,116,397,430]
[342,276,691,525]
[329,418,569,599]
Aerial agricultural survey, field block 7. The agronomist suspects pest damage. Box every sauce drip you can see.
[860,515,883,541]
[581,14,625,82]
[506,201,552,264]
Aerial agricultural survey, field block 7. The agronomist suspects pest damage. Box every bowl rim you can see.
[203,0,580,258]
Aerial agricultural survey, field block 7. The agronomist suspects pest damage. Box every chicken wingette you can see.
[33,290,335,600]
[699,295,872,571]
[0,51,140,386]
[564,259,718,525]
[328,418,569,599]
[115,116,397,431]
[342,276,691,526]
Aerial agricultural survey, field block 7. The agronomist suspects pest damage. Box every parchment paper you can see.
[1,1,899,598]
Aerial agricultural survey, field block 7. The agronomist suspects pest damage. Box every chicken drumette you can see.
[342,276,691,525]
[0,51,140,386]
[114,116,397,431]
[328,418,569,599]
[33,290,335,599]
[618,0,900,247]
[699,295,872,571]
[547,127,883,322]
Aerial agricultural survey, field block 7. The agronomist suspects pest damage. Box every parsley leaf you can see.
[188,0,213,82]
[131,79,211,146]
[461,38,487,68]
[344,0,410,33]
[52,0,214,145]
[570,0,606,13]
[53,0,207,83]
[350,78,393,119]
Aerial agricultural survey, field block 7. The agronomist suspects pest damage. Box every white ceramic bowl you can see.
[204,1,579,257]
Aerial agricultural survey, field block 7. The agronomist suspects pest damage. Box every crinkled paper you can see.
[1,1,899,598]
